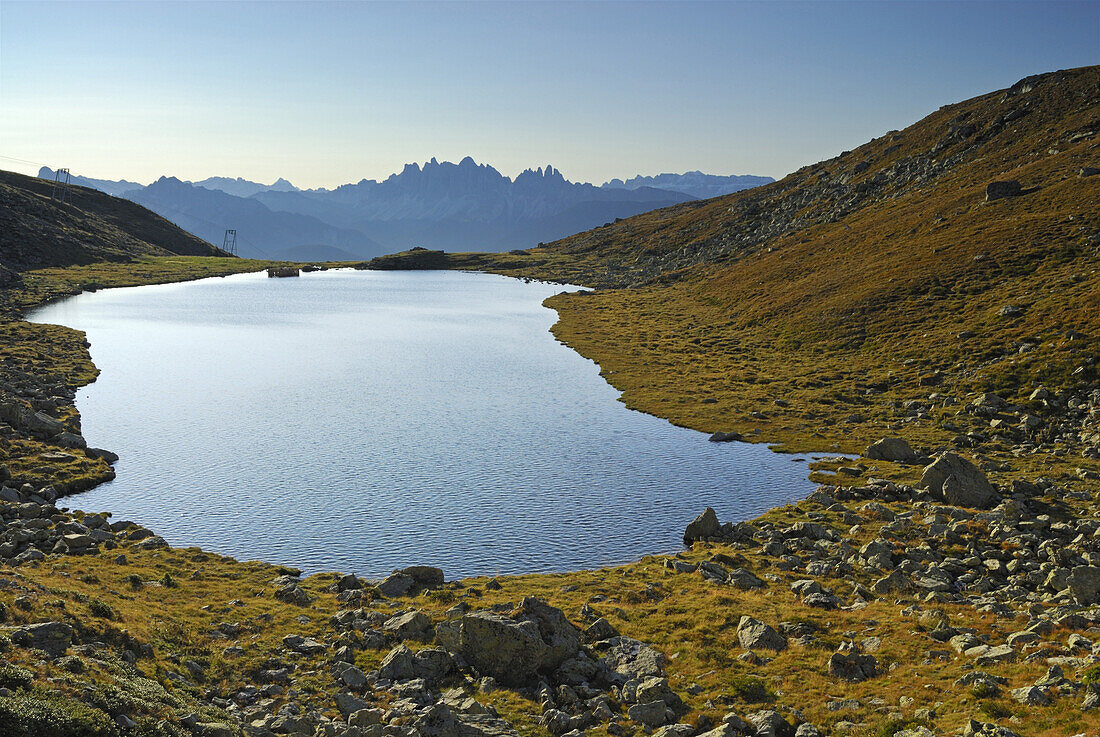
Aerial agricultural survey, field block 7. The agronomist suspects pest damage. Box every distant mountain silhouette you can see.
[126,177,384,260]
[249,157,699,251]
[48,159,772,257]
[602,171,774,199]
[38,167,145,198]
[191,176,300,198]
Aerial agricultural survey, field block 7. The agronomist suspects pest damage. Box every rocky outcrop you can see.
[919,452,999,508]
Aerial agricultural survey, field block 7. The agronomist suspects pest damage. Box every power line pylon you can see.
[50,168,71,204]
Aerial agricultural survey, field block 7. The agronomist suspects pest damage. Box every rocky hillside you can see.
[538,67,1099,288]
[0,170,228,273]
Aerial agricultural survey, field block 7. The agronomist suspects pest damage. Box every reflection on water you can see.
[29,269,813,577]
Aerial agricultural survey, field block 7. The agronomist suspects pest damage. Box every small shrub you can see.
[875,718,928,737]
[0,689,117,737]
[728,674,773,703]
[88,599,114,620]
[979,701,1012,720]
[0,662,33,690]
[972,681,999,699]
[1084,663,1100,684]
[125,574,143,590]
[159,573,176,589]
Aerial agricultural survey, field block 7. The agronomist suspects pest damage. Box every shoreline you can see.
[1,257,1099,737]
[18,264,821,581]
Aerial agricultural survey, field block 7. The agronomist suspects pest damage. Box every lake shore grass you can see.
[1,255,1097,737]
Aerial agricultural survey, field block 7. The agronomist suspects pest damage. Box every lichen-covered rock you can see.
[919,452,998,509]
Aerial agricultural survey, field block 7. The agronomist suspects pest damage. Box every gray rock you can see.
[1066,566,1100,605]
[685,507,721,543]
[865,437,919,463]
[737,616,787,651]
[748,709,794,737]
[827,649,877,682]
[384,610,433,641]
[974,644,1015,666]
[626,700,668,727]
[598,636,666,682]
[379,644,417,681]
[728,568,766,590]
[871,569,913,594]
[985,180,1022,202]
[8,621,73,657]
[1010,685,1051,706]
[919,452,998,509]
[377,572,416,598]
[400,565,445,588]
[449,598,580,685]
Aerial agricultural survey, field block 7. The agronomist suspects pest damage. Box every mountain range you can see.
[38,161,772,260]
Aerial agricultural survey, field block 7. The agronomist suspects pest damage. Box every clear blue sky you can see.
[1,1,1097,189]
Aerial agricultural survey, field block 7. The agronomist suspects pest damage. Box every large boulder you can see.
[919,453,998,509]
[827,648,878,682]
[1067,566,1100,605]
[447,597,580,685]
[865,437,919,463]
[684,507,721,543]
[736,616,787,651]
[985,180,1022,202]
[8,621,73,657]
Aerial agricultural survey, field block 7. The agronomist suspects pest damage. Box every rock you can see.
[985,180,1022,201]
[24,411,64,436]
[376,572,416,598]
[400,565,445,588]
[1010,686,1051,706]
[384,610,433,641]
[871,569,914,595]
[337,663,368,688]
[1066,565,1100,605]
[684,507,722,543]
[282,634,326,655]
[415,648,456,683]
[919,452,998,509]
[582,617,618,643]
[8,621,73,657]
[379,644,417,681]
[55,431,86,449]
[974,644,1015,666]
[748,709,794,737]
[827,648,877,682]
[961,720,1023,737]
[598,636,666,682]
[449,598,580,685]
[709,431,742,443]
[737,616,787,651]
[273,580,312,606]
[626,700,668,727]
[86,447,120,463]
[865,437,919,463]
[334,691,372,717]
[727,568,766,589]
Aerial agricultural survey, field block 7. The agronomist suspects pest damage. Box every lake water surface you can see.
[29,269,814,578]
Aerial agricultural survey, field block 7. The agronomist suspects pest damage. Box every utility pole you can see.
[50,168,71,204]
[222,229,238,255]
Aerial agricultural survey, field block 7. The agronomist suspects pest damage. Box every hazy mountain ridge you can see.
[42,159,770,257]
[601,171,775,199]
[126,177,385,260]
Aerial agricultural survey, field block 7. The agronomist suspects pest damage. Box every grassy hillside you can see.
[0,169,228,274]
[407,67,1100,470]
